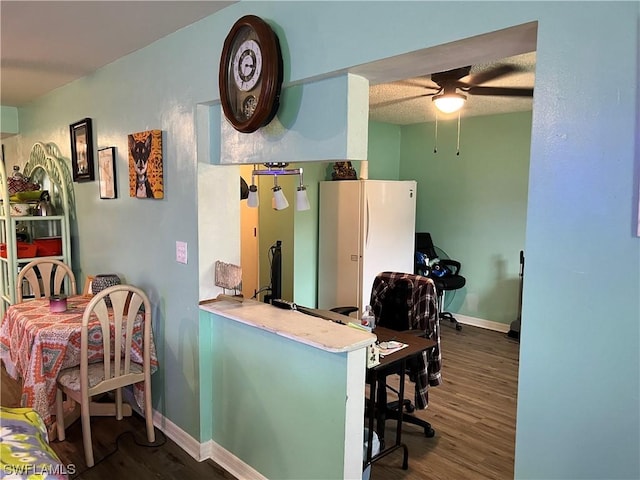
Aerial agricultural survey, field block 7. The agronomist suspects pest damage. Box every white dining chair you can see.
[16,258,77,302]
[54,284,155,467]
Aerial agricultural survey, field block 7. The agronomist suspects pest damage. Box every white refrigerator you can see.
[317,179,417,312]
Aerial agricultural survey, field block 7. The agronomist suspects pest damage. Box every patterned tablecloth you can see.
[0,295,158,426]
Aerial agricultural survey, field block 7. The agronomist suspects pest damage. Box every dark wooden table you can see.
[364,326,436,470]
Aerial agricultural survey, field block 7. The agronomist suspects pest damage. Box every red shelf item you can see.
[34,237,62,257]
[0,242,38,258]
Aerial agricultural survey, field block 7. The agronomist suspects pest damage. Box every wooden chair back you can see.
[81,284,152,393]
[16,258,76,302]
[55,284,154,467]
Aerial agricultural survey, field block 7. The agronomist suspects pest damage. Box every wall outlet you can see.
[176,241,188,264]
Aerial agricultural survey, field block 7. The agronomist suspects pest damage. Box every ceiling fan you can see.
[396,64,534,114]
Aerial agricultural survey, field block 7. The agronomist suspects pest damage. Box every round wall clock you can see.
[219,15,283,133]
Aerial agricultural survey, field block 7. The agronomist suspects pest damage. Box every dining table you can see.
[0,294,158,428]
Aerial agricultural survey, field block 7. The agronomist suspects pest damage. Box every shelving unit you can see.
[0,142,73,316]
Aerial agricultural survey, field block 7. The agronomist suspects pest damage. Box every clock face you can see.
[219,16,283,133]
[232,39,262,92]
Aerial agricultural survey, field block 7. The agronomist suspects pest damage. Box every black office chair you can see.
[415,232,466,331]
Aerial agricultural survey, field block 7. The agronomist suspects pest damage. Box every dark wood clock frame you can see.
[219,15,283,133]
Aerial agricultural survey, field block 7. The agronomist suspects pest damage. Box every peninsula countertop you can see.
[200,297,376,353]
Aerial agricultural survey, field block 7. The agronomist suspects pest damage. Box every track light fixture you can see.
[246,163,311,211]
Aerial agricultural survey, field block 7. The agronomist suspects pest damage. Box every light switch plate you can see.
[176,241,188,264]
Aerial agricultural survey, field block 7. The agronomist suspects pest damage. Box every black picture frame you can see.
[98,147,117,199]
[70,118,95,182]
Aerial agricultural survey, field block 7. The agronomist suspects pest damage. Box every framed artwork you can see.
[82,276,95,296]
[98,147,117,199]
[128,130,163,199]
[70,118,95,182]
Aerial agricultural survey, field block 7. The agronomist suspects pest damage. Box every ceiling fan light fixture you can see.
[433,92,467,114]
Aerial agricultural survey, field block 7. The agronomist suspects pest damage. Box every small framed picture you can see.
[128,129,163,199]
[82,275,95,296]
[98,147,117,199]
[70,118,95,182]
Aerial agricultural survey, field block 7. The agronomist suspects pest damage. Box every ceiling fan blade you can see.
[463,64,522,85]
[431,66,472,86]
[370,93,434,109]
[395,79,440,90]
[466,86,533,97]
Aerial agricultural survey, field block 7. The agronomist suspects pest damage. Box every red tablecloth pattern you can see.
[0,295,158,425]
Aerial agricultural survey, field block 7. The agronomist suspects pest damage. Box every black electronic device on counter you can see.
[271,298,297,310]
[264,240,282,304]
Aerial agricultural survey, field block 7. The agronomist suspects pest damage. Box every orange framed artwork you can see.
[128,130,163,199]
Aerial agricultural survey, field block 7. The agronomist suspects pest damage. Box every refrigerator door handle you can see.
[364,196,370,247]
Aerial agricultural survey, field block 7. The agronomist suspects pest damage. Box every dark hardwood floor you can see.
[2,323,518,479]
[370,323,520,480]
[50,416,236,479]
[0,366,235,479]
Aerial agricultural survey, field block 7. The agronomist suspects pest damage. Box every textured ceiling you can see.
[369,51,536,125]
[0,1,235,107]
[1,2,535,128]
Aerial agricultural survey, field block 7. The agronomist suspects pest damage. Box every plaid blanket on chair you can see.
[370,271,442,409]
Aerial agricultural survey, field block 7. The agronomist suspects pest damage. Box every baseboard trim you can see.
[151,410,266,480]
[152,410,203,460]
[453,314,510,333]
[202,440,268,480]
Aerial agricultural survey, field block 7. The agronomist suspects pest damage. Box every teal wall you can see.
[4,2,639,479]
[1,106,19,137]
[399,112,532,325]
[293,161,326,307]
[200,309,349,479]
[367,113,530,326]
[367,121,402,180]
[219,75,368,165]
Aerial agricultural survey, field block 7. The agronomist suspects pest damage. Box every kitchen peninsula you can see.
[199,298,375,480]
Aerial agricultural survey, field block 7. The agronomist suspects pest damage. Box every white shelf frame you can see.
[0,143,73,316]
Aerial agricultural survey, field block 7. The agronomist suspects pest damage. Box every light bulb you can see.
[296,186,310,211]
[433,92,466,114]
[247,185,259,208]
[272,186,289,210]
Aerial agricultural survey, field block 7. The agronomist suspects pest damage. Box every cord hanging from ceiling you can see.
[456,110,461,156]
[433,110,462,156]
[433,110,439,154]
